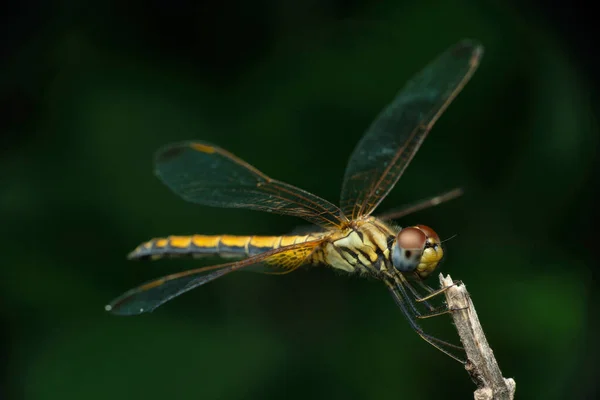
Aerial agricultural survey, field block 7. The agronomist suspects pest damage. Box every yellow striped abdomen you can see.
[128,234,319,260]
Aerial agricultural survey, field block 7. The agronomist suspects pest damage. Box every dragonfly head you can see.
[391,225,444,279]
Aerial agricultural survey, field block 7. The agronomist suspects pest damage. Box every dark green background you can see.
[2,1,597,399]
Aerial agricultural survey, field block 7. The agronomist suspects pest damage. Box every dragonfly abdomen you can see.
[128,234,317,260]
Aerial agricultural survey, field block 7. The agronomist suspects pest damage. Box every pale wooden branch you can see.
[439,274,516,400]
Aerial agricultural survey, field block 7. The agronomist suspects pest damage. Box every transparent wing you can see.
[340,40,483,220]
[156,142,348,228]
[106,239,324,316]
[376,188,463,221]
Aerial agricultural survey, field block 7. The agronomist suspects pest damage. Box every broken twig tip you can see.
[439,273,516,400]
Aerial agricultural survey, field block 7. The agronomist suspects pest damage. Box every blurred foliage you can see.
[1,0,597,399]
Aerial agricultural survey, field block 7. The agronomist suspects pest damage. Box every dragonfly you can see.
[106,39,483,362]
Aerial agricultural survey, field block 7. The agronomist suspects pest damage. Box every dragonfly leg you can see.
[392,276,429,317]
[416,280,436,294]
[412,278,463,303]
[415,305,458,319]
[401,279,437,312]
[389,272,467,319]
[420,280,469,315]
[385,281,465,362]
[393,273,454,310]
[412,279,468,315]
[402,281,467,319]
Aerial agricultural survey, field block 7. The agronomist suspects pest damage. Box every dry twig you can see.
[440,274,516,400]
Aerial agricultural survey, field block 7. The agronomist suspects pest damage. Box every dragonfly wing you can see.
[155,142,347,228]
[106,239,324,316]
[376,188,463,221]
[339,40,483,220]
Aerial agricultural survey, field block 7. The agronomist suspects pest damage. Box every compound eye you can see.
[392,227,427,272]
[415,225,440,243]
[397,227,427,250]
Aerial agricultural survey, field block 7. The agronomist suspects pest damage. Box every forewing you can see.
[156,141,347,228]
[376,188,463,221]
[340,40,483,220]
[106,239,324,316]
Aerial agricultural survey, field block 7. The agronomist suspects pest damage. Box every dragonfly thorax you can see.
[391,225,444,280]
[318,218,393,275]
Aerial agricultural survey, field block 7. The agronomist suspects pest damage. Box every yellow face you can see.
[415,236,444,279]
[391,225,444,279]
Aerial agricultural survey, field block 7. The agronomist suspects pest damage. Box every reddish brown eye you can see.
[397,227,427,250]
[394,225,444,277]
[415,225,440,242]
